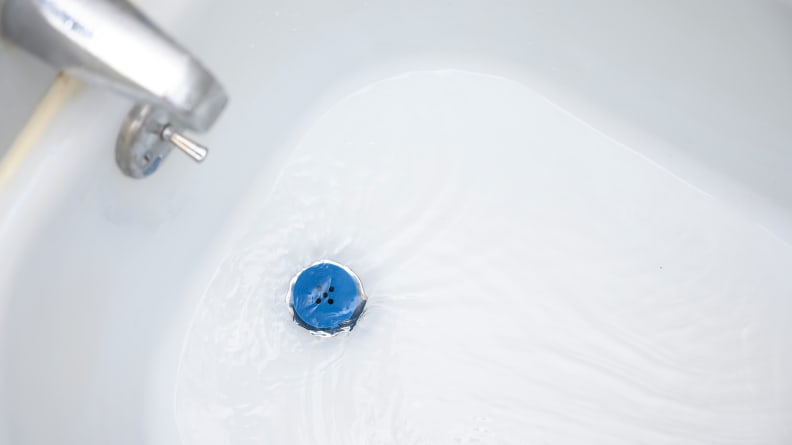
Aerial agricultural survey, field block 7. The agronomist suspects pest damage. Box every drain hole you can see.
[288,260,367,336]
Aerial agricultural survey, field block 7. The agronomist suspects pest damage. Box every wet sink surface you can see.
[174,71,792,444]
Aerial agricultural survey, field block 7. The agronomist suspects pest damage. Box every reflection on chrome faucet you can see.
[1,0,228,177]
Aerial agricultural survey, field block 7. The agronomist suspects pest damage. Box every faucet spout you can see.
[1,0,228,132]
[2,0,229,178]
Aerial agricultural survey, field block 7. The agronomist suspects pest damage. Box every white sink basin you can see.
[1,1,791,444]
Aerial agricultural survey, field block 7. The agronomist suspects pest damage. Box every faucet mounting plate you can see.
[116,105,174,178]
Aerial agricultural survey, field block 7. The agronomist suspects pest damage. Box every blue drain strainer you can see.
[288,260,367,336]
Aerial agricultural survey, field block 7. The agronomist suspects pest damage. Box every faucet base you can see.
[116,105,173,178]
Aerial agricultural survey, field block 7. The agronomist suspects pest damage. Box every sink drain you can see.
[287,260,367,336]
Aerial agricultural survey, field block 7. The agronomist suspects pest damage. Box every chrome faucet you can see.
[1,0,228,178]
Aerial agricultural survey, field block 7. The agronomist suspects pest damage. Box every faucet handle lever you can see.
[161,125,208,163]
[116,104,214,178]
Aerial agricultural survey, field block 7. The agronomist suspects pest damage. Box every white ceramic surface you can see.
[1,1,791,444]
[0,41,54,158]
